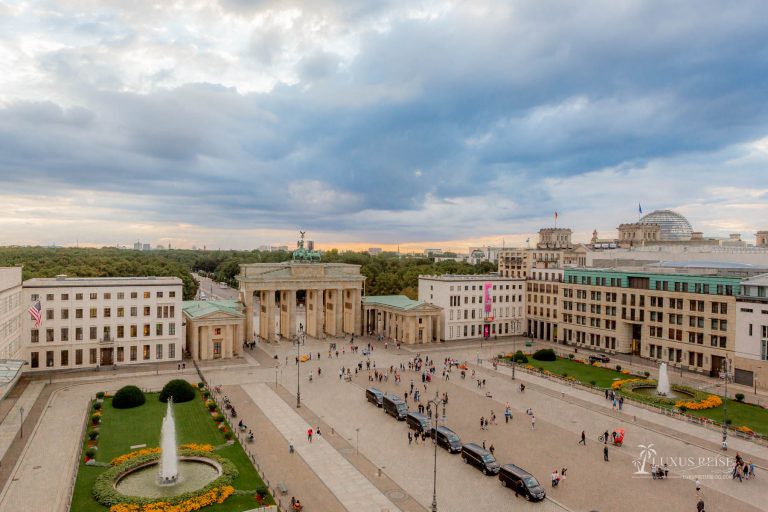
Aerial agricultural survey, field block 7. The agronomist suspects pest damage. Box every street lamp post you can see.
[295,328,305,408]
[427,392,445,512]
[355,427,360,456]
[721,359,729,450]
[19,406,24,439]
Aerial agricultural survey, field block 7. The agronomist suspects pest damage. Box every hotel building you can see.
[22,276,183,371]
[418,274,525,341]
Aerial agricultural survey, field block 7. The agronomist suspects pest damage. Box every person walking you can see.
[505,408,511,424]
[619,396,624,410]
[603,429,609,444]
[531,415,536,430]
[489,443,495,456]
[307,428,313,443]
[695,478,701,494]
[696,498,705,512]
[603,445,609,462]
[480,416,485,431]
[579,430,586,445]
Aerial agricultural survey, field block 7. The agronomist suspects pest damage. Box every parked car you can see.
[406,412,430,433]
[499,464,546,501]
[365,387,384,407]
[461,443,500,475]
[431,426,462,453]
[589,354,610,363]
[382,394,408,420]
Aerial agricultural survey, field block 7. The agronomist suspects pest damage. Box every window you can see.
[90,348,97,364]
[90,308,97,318]
[46,328,54,342]
[90,293,97,300]
[61,328,69,342]
[76,327,83,341]
[90,326,97,340]
[31,329,39,343]
[46,350,54,367]
[130,346,137,361]
[117,325,124,338]
[31,352,39,368]
[61,293,69,300]
[103,326,111,340]
[214,327,222,335]
[169,323,176,336]
[117,307,124,317]
[46,293,54,301]
[104,307,111,318]
[61,308,69,320]
[76,349,83,365]
[104,293,111,300]
[143,306,151,317]
[117,346,124,362]
[143,324,150,337]
[76,293,83,300]
[130,307,137,317]
[156,344,163,359]
[143,291,150,299]
[131,292,138,299]
[131,325,137,338]
[117,292,124,300]
[76,308,83,319]
[169,291,176,298]
[143,345,150,360]
[157,291,163,298]
[169,343,176,359]
[46,309,54,320]
[61,350,69,366]
[156,323,163,336]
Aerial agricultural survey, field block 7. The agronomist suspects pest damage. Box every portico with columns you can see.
[182,300,244,360]
[237,262,364,343]
[362,295,442,344]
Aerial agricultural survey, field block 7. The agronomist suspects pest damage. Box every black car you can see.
[406,412,430,433]
[431,426,462,453]
[366,387,384,407]
[461,443,500,475]
[499,464,546,501]
[589,354,610,363]
[382,394,408,420]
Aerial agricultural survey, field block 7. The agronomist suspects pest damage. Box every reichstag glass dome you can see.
[639,209,693,241]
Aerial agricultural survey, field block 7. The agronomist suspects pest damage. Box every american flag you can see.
[28,300,42,328]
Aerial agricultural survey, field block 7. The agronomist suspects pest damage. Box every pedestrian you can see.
[505,408,511,423]
[480,416,485,430]
[422,431,427,443]
[579,430,586,445]
[603,430,609,444]
[603,446,609,462]
[748,460,755,479]
[697,498,705,512]
[307,428,313,443]
[182,362,186,369]
[482,440,486,449]
[619,396,624,410]
[178,363,181,370]
[489,444,495,456]
[408,431,413,445]
[531,415,536,430]
[695,478,701,494]
[605,388,609,400]
[484,418,489,430]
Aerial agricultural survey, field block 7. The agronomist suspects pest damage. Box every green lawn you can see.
[503,356,768,435]
[71,391,272,512]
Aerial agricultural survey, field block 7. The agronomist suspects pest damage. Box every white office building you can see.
[0,267,23,361]
[735,273,768,387]
[418,274,525,341]
[22,276,183,371]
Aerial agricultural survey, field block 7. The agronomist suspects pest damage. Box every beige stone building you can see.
[182,300,244,360]
[617,222,661,248]
[237,262,364,342]
[561,268,741,377]
[526,268,563,342]
[362,296,441,344]
[0,267,24,399]
[22,276,183,371]
[734,274,768,388]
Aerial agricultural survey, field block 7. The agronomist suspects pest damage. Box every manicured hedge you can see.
[532,348,557,361]
[112,386,146,409]
[159,379,196,403]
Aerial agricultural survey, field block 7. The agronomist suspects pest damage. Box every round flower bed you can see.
[93,449,238,508]
[107,485,235,512]
[676,394,722,410]
[617,379,714,408]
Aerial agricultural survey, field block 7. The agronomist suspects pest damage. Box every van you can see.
[382,394,408,420]
[431,426,462,453]
[406,412,430,433]
[461,443,500,475]
[365,387,384,407]
[499,464,546,501]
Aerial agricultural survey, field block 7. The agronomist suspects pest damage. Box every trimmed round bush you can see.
[532,348,557,361]
[735,393,745,402]
[96,391,105,399]
[589,380,597,386]
[85,447,98,458]
[212,412,224,422]
[160,379,196,403]
[112,385,146,409]
[207,402,217,411]
[197,382,205,389]
[88,429,99,440]
[615,365,622,372]
[202,389,211,398]
[93,401,103,411]
[224,431,234,440]
[512,351,528,364]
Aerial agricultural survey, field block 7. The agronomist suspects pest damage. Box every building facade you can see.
[362,296,442,344]
[734,274,768,388]
[561,268,740,377]
[182,300,244,360]
[0,267,22,361]
[22,276,183,371]
[418,274,525,342]
[526,268,563,342]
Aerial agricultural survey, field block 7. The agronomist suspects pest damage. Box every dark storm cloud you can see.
[1,0,768,244]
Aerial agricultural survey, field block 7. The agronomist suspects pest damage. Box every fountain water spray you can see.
[657,362,671,396]
[158,398,179,485]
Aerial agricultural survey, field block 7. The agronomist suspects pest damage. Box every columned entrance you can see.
[237,262,364,343]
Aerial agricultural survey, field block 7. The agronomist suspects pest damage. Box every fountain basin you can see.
[630,386,694,400]
[114,457,222,499]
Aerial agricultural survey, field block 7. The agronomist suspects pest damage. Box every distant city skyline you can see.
[1,1,767,250]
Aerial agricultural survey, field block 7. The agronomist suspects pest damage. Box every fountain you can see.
[158,399,179,485]
[657,362,671,396]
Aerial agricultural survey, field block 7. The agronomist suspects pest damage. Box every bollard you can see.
[633,415,636,422]
[331,427,335,435]
[377,467,382,477]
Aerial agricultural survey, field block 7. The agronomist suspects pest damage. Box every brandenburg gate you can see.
[237,261,364,342]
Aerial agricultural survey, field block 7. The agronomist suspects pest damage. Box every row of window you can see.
[42,305,176,321]
[566,275,736,296]
[0,292,21,315]
[648,344,709,367]
[444,284,521,292]
[30,323,177,343]
[447,321,519,339]
[448,307,521,321]
[33,290,176,302]
[29,343,177,368]
[446,294,523,306]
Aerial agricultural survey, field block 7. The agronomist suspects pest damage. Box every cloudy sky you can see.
[1,0,768,251]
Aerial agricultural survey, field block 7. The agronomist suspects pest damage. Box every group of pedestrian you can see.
[605,388,623,411]
[732,453,756,482]
[407,429,430,445]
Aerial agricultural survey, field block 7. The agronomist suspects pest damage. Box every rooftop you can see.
[182,300,244,319]
[362,295,429,310]
[23,276,182,287]
[419,273,519,281]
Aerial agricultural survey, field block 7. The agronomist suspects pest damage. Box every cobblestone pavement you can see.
[261,336,766,512]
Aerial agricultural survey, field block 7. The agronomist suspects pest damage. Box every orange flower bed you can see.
[179,443,214,452]
[675,395,722,410]
[108,486,235,512]
[611,378,640,390]
[111,448,161,466]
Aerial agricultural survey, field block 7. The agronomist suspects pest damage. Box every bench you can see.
[277,483,288,495]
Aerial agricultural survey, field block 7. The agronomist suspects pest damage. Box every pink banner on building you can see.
[484,282,493,315]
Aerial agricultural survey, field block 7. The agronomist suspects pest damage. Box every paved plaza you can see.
[0,336,766,512]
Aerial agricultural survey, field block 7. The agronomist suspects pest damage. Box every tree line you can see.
[0,247,496,301]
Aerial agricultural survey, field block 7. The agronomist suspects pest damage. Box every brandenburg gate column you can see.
[324,290,334,336]
[267,289,277,342]
[335,288,344,336]
[315,289,325,339]
[243,291,254,343]
[287,289,297,339]
[353,287,362,335]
